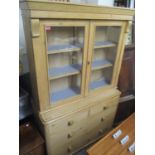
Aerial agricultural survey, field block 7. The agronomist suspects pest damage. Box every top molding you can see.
[20,0,135,20]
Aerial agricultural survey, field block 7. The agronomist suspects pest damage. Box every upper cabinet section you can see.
[20,1,134,111]
[20,1,134,21]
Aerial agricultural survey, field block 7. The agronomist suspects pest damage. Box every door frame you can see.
[85,21,126,96]
[39,20,89,109]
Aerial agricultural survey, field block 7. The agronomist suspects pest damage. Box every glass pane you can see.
[90,26,121,91]
[45,26,84,104]
[50,75,81,103]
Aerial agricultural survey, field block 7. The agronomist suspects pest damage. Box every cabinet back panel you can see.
[91,68,112,83]
[46,27,84,46]
[93,48,116,64]
[93,49,106,61]
[95,27,108,42]
[106,47,117,63]
[95,26,121,43]
[107,27,121,43]
[50,75,81,93]
[48,52,83,68]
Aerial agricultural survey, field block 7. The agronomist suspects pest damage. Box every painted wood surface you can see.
[51,86,80,103]
[49,64,82,80]
[92,59,112,70]
[48,44,83,54]
[90,79,109,90]
[94,41,116,49]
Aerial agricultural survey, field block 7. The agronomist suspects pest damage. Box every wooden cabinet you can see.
[20,1,134,155]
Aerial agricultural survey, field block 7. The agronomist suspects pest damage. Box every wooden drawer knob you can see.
[103,106,108,110]
[68,120,74,126]
[101,117,105,122]
[67,133,72,139]
[87,61,90,65]
[68,145,72,153]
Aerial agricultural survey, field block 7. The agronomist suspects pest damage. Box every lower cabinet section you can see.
[40,91,120,155]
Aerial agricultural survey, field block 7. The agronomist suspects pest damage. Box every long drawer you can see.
[86,105,118,143]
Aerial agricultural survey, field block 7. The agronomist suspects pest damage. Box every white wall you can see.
[19,10,26,51]
[19,9,29,74]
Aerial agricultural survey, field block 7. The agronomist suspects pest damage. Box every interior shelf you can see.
[49,64,82,80]
[92,59,112,71]
[48,44,83,54]
[94,41,116,49]
[51,87,80,103]
[90,79,109,90]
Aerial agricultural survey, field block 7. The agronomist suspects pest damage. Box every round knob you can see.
[68,145,72,153]
[68,120,74,126]
[67,133,72,139]
[103,106,108,110]
[87,61,90,65]
[101,117,105,122]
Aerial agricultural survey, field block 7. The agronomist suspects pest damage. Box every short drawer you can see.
[49,109,89,135]
[89,97,119,116]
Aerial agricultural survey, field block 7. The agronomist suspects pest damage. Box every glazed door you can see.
[41,20,89,105]
[86,21,126,94]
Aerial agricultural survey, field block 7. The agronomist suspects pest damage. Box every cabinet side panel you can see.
[22,15,40,111]
[31,20,50,111]
[111,22,126,86]
[22,15,50,111]
[114,21,131,85]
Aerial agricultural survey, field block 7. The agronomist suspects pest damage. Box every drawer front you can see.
[45,109,89,155]
[49,109,88,134]
[89,97,119,116]
[86,105,118,143]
